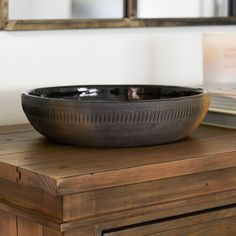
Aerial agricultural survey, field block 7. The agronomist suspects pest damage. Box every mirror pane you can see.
[9,0,124,20]
[138,0,230,18]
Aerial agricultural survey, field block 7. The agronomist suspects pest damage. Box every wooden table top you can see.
[0,124,235,196]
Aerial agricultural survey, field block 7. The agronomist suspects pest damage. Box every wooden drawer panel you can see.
[63,167,236,221]
[104,205,236,236]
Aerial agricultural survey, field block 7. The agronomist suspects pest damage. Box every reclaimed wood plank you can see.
[0,209,17,236]
[104,206,236,236]
[20,132,236,177]
[0,124,236,234]
[151,217,236,236]
[21,133,236,178]
[1,187,236,233]
[61,189,236,231]
[0,200,61,231]
[13,126,236,195]
[62,167,236,221]
[18,150,236,195]
[0,139,67,156]
[0,178,62,220]
[0,124,32,134]
[1,126,233,168]
[0,124,232,159]
[43,227,63,236]
[18,216,43,236]
[2,166,236,226]
[0,162,19,182]
[65,226,95,236]
[0,125,235,196]
[0,131,41,144]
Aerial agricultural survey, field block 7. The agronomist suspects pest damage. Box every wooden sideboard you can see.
[0,124,236,236]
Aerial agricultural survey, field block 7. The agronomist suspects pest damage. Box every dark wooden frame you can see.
[1,0,236,31]
[229,0,236,16]
[0,0,7,29]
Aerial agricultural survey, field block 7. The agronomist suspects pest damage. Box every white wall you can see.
[0,26,236,125]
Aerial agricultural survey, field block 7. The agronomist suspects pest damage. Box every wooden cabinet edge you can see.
[0,188,236,235]
[13,150,236,196]
[61,189,236,232]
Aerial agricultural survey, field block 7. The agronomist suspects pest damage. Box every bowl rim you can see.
[22,84,208,103]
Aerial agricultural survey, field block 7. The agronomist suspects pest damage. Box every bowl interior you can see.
[28,85,204,102]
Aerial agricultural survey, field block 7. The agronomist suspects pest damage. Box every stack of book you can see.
[203,89,236,129]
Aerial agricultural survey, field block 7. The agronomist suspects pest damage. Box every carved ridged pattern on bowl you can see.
[24,104,203,125]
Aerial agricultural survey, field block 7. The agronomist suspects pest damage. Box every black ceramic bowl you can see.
[22,85,209,147]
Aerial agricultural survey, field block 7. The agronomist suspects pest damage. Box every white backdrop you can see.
[0,26,236,125]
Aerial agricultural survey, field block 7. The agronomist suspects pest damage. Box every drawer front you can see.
[104,205,236,236]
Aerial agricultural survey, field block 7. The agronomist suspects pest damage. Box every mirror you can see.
[138,0,230,18]
[1,0,236,30]
[8,0,124,20]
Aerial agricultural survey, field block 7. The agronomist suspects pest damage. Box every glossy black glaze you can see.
[29,85,203,101]
[22,85,210,147]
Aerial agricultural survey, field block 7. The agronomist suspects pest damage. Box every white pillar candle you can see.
[203,33,236,89]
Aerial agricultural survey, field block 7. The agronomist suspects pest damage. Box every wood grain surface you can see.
[18,217,43,236]
[0,124,235,195]
[0,124,236,235]
[104,205,236,236]
[0,209,17,236]
[62,167,236,221]
[0,178,62,220]
[17,216,65,236]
